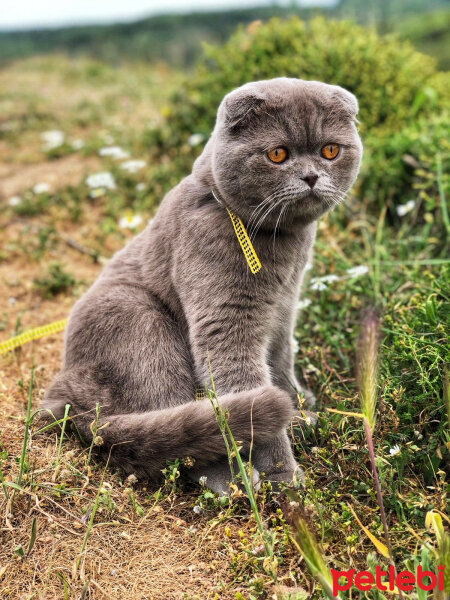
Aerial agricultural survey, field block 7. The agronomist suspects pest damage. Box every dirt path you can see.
[0,154,101,199]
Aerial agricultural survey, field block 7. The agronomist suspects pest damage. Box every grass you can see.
[0,54,448,599]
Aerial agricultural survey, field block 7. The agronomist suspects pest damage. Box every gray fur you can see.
[43,78,362,492]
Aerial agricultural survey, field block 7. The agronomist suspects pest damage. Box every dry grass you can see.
[0,218,268,600]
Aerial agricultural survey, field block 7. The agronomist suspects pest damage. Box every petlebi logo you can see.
[331,564,446,596]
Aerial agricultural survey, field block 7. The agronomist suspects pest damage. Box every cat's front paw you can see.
[263,465,305,491]
[300,388,317,409]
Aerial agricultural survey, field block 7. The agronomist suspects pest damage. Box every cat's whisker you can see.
[246,187,284,233]
[250,195,286,241]
[272,203,287,261]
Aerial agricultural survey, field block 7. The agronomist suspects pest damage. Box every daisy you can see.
[396,200,415,217]
[89,188,105,199]
[41,130,64,150]
[33,182,50,194]
[119,214,143,229]
[347,265,369,277]
[99,146,129,160]
[121,160,146,174]
[86,172,116,190]
[310,280,328,291]
[188,133,205,147]
[8,196,21,206]
[297,298,312,310]
[310,274,340,290]
[389,444,400,456]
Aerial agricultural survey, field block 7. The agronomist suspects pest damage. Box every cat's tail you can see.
[43,376,293,479]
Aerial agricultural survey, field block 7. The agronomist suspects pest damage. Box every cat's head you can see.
[195,77,362,228]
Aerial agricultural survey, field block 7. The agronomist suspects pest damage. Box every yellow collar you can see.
[226,208,262,275]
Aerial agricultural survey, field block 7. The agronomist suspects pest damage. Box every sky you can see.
[0,0,337,30]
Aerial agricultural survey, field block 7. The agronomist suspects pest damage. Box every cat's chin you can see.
[286,192,340,224]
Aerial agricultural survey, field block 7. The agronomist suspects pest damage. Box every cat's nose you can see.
[302,174,318,188]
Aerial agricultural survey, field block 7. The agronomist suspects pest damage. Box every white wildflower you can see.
[89,188,105,199]
[193,505,202,514]
[136,182,146,191]
[389,444,401,456]
[188,133,205,147]
[297,298,312,310]
[320,275,340,284]
[347,265,370,278]
[396,199,415,217]
[8,196,21,206]
[121,160,146,173]
[86,172,116,190]
[119,214,143,229]
[198,476,208,486]
[310,274,340,290]
[41,130,65,150]
[71,138,85,150]
[99,146,129,160]
[33,182,50,194]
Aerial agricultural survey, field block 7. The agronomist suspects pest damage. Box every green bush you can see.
[143,17,449,216]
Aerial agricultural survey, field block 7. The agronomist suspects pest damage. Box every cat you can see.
[43,77,362,494]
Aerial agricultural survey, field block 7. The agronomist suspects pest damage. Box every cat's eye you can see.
[321,143,340,160]
[267,147,288,163]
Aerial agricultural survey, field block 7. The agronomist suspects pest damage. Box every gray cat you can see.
[43,77,362,493]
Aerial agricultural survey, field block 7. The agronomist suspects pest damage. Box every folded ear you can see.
[219,86,267,132]
[331,85,359,119]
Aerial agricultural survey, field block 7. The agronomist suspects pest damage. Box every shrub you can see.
[143,17,449,216]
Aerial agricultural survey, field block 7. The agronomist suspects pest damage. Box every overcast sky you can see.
[0,0,336,30]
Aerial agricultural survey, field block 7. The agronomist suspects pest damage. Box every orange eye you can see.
[267,147,288,163]
[321,143,340,160]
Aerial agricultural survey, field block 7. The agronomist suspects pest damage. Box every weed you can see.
[33,262,76,298]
